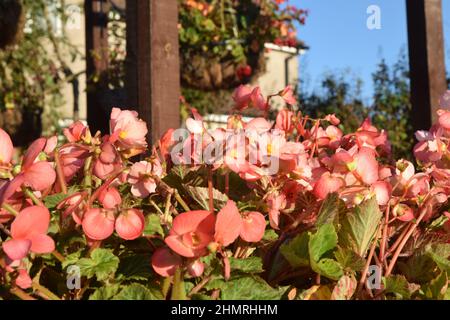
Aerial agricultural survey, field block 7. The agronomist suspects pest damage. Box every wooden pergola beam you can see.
[85,0,110,134]
[125,0,181,144]
[406,0,447,131]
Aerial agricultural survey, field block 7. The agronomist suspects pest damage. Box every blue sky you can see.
[292,0,450,102]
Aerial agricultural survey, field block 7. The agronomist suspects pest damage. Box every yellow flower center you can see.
[119,131,128,139]
[267,143,273,156]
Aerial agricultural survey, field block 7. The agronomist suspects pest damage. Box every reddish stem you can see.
[54,150,68,195]
[385,206,429,277]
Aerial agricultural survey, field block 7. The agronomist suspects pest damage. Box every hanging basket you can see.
[180,49,267,91]
[0,0,25,50]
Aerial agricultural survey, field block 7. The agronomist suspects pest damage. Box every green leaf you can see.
[426,244,450,274]
[339,198,382,257]
[217,276,288,300]
[280,232,310,268]
[383,275,411,299]
[309,224,338,262]
[423,272,448,300]
[77,249,120,281]
[117,254,154,281]
[89,285,120,300]
[263,229,279,242]
[185,186,229,211]
[44,192,69,209]
[114,284,163,300]
[334,247,365,272]
[62,251,81,269]
[229,257,264,274]
[311,258,343,281]
[143,214,164,237]
[315,193,340,227]
[398,253,438,283]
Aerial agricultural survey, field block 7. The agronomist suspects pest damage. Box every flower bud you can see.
[187,260,205,278]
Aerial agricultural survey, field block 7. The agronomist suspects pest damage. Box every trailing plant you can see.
[178,0,307,90]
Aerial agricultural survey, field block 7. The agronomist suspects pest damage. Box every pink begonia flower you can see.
[245,117,273,132]
[280,86,297,105]
[313,172,345,200]
[187,259,205,278]
[186,118,205,135]
[214,201,243,247]
[165,210,216,258]
[98,187,122,209]
[354,147,379,185]
[240,211,266,243]
[59,144,90,182]
[57,192,87,224]
[276,109,295,133]
[151,247,183,277]
[44,136,58,155]
[325,114,341,126]
[15,269,32,289]
[393,204,415,222]
[158,128,176,160]
[127,160,163,198]
[94,141,123,180]
[232,85,253,110]
[395,160,415,186]
[370,181,392,206]
[438,110,450,130]
[266,192,287,229]
[2,206,55,261]
[407,174,430,198]
[82,208,116,241]
[0,128,14,165]
[115,209,145,240]
[251,87,269,112]
[63,121,88,143]
[2,138,56,200]
[110,108,148,150]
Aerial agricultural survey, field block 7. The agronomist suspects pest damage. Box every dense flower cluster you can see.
[0,88,449,300]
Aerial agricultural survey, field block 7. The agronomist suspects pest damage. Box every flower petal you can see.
[82,209,115,241]
[240,212,266,243]
[115,209,145,240]
[0,128,13,164]
[22,138,46,169]
[214,200,242,247]
[151,247,182,277]
[29,234,55,254]
[23,161,56,191]
[11,206,50,239]
[2,239,31,261]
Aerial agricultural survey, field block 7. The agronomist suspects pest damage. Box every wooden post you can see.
[406,0,447,131]
[85,0,111,133]
[126,0,181,145]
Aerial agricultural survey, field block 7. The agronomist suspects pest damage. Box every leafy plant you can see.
[0,84,449,301]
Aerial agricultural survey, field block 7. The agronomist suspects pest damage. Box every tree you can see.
[300,72,367,133]
[371,53,413,160]
[0,0,81,146]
